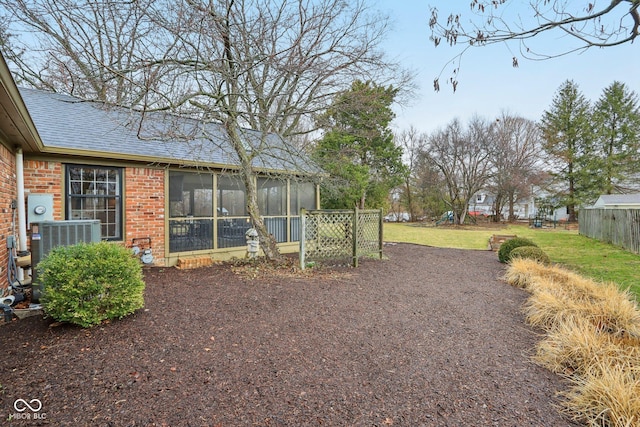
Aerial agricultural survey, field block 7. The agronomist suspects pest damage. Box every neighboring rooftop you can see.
[592,193,640,208]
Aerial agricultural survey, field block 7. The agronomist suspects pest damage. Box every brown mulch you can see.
[0,243,581,427]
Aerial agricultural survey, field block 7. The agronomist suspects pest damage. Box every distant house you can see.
[469,192,533,220]
[468,193,495,217]
[592,193,640,209]
[468,190,575,221]
[0,52,320,267]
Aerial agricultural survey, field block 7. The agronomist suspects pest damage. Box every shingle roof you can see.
[19,87,318,174]
[593,193,640,206]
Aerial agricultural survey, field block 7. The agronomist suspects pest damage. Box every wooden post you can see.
[378,208,384,259]
[352,207,359,267]
[299,208,306,270]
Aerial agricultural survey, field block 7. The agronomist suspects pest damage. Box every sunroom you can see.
[167,171,317,254]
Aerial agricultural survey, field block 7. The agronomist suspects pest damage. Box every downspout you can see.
[15,147,27,281]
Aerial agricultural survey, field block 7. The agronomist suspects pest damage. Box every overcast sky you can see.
[375,0,640,135]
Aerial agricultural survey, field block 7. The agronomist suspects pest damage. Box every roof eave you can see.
[0,53,45,152]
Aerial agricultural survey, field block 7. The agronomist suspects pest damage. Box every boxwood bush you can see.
[508,246,551,265]
[498,237,538,263]
[38,241,145,327]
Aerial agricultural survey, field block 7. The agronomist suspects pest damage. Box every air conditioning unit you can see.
[30,220,101,302]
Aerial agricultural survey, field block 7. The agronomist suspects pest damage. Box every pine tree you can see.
[314,81,405,209]
[591,81,640,194]
[540,80,593,220]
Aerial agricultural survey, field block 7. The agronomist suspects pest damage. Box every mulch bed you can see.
[0,243,581,426]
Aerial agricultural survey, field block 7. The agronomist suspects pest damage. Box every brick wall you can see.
[0,144,16,285]
[23,160,63,220]
[21,160,167,266]
[125,167,166,266]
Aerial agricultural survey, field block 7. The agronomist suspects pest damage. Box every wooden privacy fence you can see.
[299,208,383,269]
[579,208,640,254]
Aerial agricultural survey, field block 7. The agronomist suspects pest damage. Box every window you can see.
[66,165,122,240]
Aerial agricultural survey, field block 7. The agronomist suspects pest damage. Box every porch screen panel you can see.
[168,171,214,252]
[290,181,316,214]
[217,175,248,248]
[289,181,315,242]
[217,175,247,216]
[258,178,286,216]
[259,178,286,242]
[169,172,213,218]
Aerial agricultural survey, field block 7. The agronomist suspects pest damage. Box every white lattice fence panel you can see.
[300,209,382,268]
[304,211,353,260]
[357,211,381,256]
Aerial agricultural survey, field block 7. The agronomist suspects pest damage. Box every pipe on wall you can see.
[15,147,27,281]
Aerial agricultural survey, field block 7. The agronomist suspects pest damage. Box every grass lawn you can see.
[383,222,640,299]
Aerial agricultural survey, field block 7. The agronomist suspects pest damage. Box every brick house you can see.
[0,53,319,270]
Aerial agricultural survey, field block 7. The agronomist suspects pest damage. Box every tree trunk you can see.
[226,123,282,261]
[245,185,280,261]
[567,161,577,222]
[508,194,515,223]
[405,178,413,221]
[458,210,467,225]
[492,194,503,223]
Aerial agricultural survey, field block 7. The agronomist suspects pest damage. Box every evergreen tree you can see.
[540,80,593,220]
[314,80,405,209]
[591,81,640,195]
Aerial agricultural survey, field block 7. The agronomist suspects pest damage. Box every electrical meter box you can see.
[27,193,54,226]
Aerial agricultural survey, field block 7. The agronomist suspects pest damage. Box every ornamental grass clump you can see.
[523,286,585,331]
[504,260,640,427]
[534,316,640,377]
[503,257,550,289]
[38,241,145,327]
[504,257,587,291]
[497,237,538,263]
[524,276,640,337]
[561,361,640,427]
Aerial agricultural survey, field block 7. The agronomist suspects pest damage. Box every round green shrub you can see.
[497,237,538,263]
[38,241,145,327]
[508,246,551,265]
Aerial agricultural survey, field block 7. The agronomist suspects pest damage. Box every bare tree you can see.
[421,117,493,225]
[428,1,639,91]
[487,113,544,221]
[0,0,158,104]
[142,0,409,259]
[414,153,448,221]
[395,126,427,221]
[4,0,410,260]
